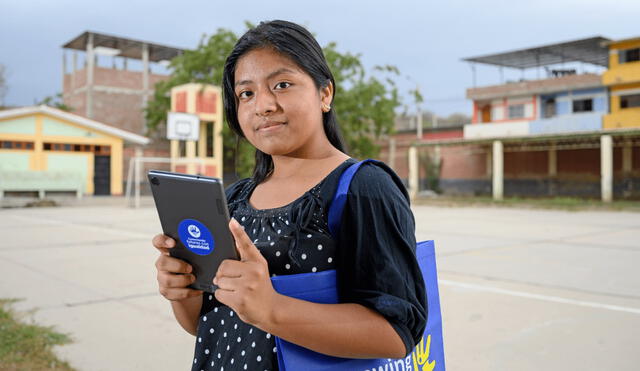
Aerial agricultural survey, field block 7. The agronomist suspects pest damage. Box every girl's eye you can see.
[274,82,291,90]
[238,91,253,99]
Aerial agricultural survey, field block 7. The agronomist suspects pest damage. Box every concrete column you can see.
[492,140,503,200]
[548,142,557,176]
[486,147,492,177]
[186,140,197,175]
[601,135,613,202]
[62,51,67,77]
[214,120,223,177]
[388,138,396,170]
[142,43,149,106]
[622,139,632,173]
[71,51,77,92]
[408,146,419,200]
[170,140,179,172]
[86,33,95,119]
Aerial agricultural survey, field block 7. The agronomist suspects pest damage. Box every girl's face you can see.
[233,47,332,157]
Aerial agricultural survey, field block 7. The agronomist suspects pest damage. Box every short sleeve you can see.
[224,178,252,215]
[335,162,427,356]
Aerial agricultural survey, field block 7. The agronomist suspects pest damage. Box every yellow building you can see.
[0,105,149,198]
[603,37,640,129]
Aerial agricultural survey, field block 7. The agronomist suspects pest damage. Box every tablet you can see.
[148,170,238,293]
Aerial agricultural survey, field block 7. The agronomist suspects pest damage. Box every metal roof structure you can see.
[62,31,185,62]
[463,36,611,69]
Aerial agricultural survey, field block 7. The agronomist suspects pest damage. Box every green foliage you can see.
[324,43,400,159]
[145,25,403,178]
[35,93,73,112]
[0,299,75,370]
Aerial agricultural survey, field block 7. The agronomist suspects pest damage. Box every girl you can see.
[152,20,426,371]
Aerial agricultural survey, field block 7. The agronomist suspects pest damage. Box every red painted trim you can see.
[532,95,537,119]
[472,102,478,123]
[503,98,508,120]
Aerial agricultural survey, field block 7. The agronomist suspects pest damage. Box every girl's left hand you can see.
[214,218,279,328]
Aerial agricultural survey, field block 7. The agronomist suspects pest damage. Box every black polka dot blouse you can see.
[191,159,427,371]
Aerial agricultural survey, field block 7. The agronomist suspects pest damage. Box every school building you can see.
[385,36,640,200]
[0,105,149,198]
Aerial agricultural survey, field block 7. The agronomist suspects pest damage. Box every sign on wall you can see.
[167,112,200,141]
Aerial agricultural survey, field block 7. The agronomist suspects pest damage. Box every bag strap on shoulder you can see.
[327,159,380,238]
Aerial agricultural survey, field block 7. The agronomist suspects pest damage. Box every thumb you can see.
[229,218,263,262]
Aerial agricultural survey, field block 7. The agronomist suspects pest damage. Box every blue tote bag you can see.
[270,159,446,371]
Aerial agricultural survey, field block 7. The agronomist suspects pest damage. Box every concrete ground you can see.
[0,201,638,370]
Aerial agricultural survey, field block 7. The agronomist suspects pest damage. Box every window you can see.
[543,99,556,118]
[508,104,525,119]
[621,94,640,109]
[206,122,214,157]
[620,48,640,64]
[573,99,593,113]
[1,141,35,149]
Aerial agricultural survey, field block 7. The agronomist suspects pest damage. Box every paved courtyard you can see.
[0,201,638,370]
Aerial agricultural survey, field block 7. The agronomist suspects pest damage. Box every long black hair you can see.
[222,20,346,184]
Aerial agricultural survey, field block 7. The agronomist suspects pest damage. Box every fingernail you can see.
[165,238,173,246]
[213,277,218,285]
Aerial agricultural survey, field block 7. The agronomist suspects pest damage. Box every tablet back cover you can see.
[148,171,238,292]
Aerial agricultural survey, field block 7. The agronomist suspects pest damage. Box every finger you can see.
[161,287,203,301]
[216,259,245,279]
[152,234,176,254]
[213,276,237,291]
[228,218,263,262]
[156,255,193,274]
[158,271,196,288]
[214,286,235,307]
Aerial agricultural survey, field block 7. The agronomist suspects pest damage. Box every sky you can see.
[1,0,639,117]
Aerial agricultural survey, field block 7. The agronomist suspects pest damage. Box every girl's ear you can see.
[320,81,334,111]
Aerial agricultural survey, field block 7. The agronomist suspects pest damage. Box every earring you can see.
[322,103,331,112]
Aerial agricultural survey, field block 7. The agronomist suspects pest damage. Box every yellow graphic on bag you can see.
[412,335,435,371]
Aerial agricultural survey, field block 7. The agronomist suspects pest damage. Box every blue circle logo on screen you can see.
[178,219,215,256]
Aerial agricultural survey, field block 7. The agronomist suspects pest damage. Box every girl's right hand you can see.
[152,234,203,301]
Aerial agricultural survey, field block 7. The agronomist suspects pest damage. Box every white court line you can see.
[440,279,640,315]
[8,214,149,239]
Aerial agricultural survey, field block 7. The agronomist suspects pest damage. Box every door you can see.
[94,155,111,195]
[481,105,491,123]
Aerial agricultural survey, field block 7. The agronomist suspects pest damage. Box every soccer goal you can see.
[124,156,208,208]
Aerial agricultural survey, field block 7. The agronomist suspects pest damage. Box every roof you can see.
[62,31,184,62]
[463,36,611,69]
[0,106,150,145]
[605,36,640,48]
[467,73,603,100]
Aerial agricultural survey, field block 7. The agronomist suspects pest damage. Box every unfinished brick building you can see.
[61,31,184,187]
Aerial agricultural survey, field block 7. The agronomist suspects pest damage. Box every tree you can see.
[145,25,402,178]
[35,93,73,112]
